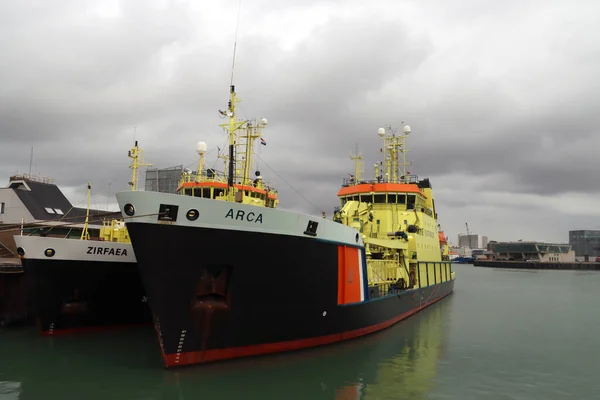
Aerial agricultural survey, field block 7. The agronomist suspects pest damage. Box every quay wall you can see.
[474,260,600,271]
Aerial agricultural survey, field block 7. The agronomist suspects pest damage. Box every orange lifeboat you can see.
[438,231,448,244]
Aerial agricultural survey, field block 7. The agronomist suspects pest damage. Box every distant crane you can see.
[465,223,473,248]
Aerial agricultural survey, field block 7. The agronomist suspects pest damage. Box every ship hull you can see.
[14,236,151,335]
[127,221,454,368]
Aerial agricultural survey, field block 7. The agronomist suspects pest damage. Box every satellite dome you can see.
[377,127,385,137]
[260,118,268,126]
[196,141,207,155]
[403,125,411,135]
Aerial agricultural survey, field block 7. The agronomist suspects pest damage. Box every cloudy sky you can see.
[1,0,599,244]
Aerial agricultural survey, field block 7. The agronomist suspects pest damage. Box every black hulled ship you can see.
[13,143,153,335]
[116,86,455,368]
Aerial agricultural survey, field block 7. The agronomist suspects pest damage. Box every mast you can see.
[226,85,237,198]
[80,182,91,240]
[350,144,363,183]
[128,141,152,191]
[399,125,412,180]
[377,125,412,183]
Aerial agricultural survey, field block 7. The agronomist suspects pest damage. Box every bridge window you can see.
[397,194,406,204]
[373,194,386,203]
[214,188,224,198]
[360,194,372,203]
[407,195,416,209]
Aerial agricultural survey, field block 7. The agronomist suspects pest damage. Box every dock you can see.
[473,260,600,271]
[0,258,29,327]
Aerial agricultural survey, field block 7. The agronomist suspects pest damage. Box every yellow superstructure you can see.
[176,85,279,208]
[333,125,455,297]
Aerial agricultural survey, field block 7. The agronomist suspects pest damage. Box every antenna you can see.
[28,146,33,175]
[230,0,243,87]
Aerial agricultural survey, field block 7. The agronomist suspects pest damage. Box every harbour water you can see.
[1,264,599,399]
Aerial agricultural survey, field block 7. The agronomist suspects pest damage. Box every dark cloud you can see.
[1,0,600,243]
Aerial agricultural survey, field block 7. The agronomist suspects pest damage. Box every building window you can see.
[44,207,56,214]
[54,209,64,215]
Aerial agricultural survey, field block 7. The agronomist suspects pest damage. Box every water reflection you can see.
[0,296,453,400]
[0,381,21,400]
[162,297,453,400]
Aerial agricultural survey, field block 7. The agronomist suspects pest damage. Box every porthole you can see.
[186,209,199,221]
[124,203,135,216]
[44,248,55,258]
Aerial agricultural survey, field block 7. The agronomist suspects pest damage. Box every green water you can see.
[1,264,599,399]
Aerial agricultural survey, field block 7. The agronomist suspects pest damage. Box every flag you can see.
[260,137,267,146]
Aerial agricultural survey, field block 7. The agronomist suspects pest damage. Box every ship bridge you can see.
[337,179,435,218]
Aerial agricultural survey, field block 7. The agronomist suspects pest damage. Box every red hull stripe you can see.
[40,322,152,336]
[163,291,452,368]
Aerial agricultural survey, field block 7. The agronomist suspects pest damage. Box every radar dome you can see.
[403,125,411,135]
[196,141,207,155]
[260,118,268,126]
[377,127,385,137]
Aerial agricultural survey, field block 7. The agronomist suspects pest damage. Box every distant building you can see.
[0,174,119,253]
[569,230,600,259]
[458,234,478,248]
[491,241,575,262]
[481,236,489,249]
[144,165,183,194]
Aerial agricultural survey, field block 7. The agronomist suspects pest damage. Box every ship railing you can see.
[178,173,278,195]
[367,259,401,285]
[367,259,408,299]
[179,174,228,184]
[341,176,420,188]
[10,173,55,184]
